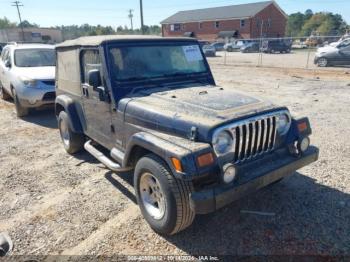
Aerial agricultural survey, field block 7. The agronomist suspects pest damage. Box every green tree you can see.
[0,17,17,29]
[286,12,306,37]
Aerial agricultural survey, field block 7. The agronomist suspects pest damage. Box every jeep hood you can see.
[122,85,284,142]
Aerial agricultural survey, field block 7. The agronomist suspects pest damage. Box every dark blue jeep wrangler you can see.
[55,35,319,235]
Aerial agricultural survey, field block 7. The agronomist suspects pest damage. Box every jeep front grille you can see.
[232,116,277,163]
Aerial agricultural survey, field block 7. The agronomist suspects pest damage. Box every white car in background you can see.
[0,43,56,117]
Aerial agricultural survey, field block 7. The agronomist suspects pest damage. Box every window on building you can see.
[182,24,186,31]
[215,21,220,29]
[240,19,245,28]
[256,19,260,28]
[268,18,272,27]
[170,24,181,32]
[198,22,203,30]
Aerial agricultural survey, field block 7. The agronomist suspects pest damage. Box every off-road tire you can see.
[0,83,11,101]
[134,154,195,235]
[12,89,29,117]
[58,111,85,154]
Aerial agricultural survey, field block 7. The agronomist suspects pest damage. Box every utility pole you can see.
[139,0,144,34]
[128,9,134,30]
[12,1,25,42]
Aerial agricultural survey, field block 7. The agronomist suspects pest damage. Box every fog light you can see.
[298,137,310,152]
[223,164,236,184]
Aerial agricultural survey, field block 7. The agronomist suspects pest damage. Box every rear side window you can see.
[81,50,102,84]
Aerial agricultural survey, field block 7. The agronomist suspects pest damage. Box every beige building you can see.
[0,28,63,44]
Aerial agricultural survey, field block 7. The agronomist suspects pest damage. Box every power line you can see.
[12,1,25,41]
[128,9,134,30]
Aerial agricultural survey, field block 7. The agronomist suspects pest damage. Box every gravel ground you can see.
[0,60,349,258]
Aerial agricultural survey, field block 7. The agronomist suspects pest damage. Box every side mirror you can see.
[96,86,106,102]
[88,69,101,89]
[4,60,11,68]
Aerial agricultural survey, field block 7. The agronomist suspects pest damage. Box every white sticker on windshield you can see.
[183,45,203,62]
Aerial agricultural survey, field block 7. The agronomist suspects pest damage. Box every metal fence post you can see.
[306,39,312,69]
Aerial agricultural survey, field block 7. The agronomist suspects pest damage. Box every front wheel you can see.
[58,111,85,154]
[317,57,328,67]
[134,154,195,235]
[12,89,29,117]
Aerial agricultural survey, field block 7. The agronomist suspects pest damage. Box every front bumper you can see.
[190,146,319,214]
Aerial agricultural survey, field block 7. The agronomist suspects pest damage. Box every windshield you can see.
[14,49,56,67]
[108,44,207,82]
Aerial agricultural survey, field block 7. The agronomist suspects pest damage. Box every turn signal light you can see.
[197,153,214,168]
[171,157,183,172]
[298,122,308,132]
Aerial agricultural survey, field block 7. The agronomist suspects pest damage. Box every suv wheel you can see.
[134,154,195,235]
[58,111,85,154]
[0,83,11,101]
[12,89,29,117]
[317,57,328,67]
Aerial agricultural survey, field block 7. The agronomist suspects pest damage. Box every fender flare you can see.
[123,132,200,179]
[55,95,84,134]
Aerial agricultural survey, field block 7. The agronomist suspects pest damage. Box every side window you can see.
[81,49,102,84]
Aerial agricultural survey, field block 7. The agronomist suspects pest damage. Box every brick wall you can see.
[162,3,286,41]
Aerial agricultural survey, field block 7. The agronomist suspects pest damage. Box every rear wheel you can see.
[58,111,85,154]
[317,57,328,67]
[12,89,29,117]
[134,154,195,235]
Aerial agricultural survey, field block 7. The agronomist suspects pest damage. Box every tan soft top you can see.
[56,35,195,48]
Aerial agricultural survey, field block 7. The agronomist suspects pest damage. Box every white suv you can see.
[0,43,56,117]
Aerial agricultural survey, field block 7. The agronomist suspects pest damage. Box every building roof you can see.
[161,1,286,24]
[56,35,195,48]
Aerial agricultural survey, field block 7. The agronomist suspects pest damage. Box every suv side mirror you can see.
[88,69,101,89]
[4,60,11,68]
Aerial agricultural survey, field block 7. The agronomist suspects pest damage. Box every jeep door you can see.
[80,49,113,148]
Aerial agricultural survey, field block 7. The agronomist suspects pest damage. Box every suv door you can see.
[80,49,113,148]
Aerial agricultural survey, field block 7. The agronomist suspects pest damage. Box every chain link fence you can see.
[213,35,347,69]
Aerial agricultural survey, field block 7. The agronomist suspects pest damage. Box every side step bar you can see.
[84,140,132,172]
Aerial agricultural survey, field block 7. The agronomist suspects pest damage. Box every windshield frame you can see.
[14,48,56,68]
[105,40,212,85]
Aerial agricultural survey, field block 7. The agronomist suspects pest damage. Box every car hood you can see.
[317,45,338,54]
[122,85,284,142]
[13,66,55,80]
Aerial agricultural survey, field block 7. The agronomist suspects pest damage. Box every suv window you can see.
[81,49,102,84]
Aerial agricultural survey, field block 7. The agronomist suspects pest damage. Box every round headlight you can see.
[277,114,291,135]
[213,130,233,155]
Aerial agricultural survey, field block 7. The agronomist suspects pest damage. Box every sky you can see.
[0,0,349,28]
